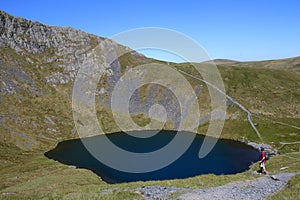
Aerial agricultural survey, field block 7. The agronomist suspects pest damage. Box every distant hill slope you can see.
[203,59,237,65]
[218,56,300,74]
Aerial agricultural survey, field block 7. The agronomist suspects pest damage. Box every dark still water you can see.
[45,130,260,184]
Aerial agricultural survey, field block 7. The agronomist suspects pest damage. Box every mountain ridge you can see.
[216,56,300,74]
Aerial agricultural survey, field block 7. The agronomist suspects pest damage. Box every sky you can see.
[1,0,300,62]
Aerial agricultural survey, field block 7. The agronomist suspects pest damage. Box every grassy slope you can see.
[0,47,300,199]
[220,56,300,74]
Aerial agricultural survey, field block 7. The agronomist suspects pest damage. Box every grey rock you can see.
[135,185,188,200]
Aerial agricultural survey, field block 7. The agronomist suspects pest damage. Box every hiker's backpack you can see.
[265,151,270,160]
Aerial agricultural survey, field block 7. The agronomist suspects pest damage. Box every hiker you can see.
[259,146,267,174]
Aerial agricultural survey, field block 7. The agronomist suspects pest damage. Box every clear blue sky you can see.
[1,0,300,62]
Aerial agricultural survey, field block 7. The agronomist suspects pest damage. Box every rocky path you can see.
[135,173,295,200]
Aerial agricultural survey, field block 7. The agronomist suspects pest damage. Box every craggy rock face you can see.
[0,10,91,54]
[0,10,116,86]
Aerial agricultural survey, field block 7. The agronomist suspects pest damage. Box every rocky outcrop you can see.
[0,10,121,88]
[0,11,123,99]
[0,10,93,54]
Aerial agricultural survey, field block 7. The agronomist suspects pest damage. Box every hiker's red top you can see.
[260,151,266,163]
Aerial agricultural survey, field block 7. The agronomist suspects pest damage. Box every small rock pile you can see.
[135,185,188,200]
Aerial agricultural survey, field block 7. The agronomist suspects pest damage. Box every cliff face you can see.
[0,10,89,54]
[0,10,120,88]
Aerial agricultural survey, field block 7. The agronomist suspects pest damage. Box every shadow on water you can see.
[45,130,260,184]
